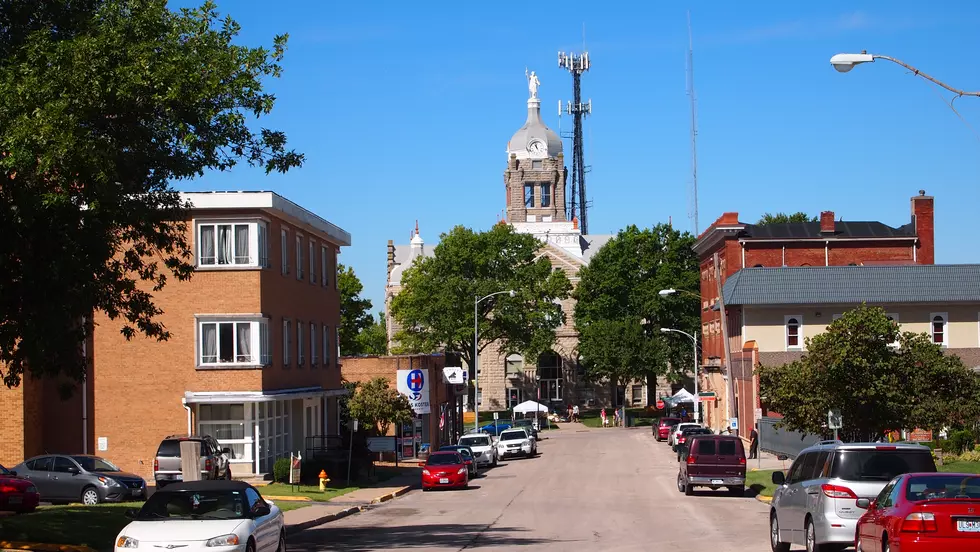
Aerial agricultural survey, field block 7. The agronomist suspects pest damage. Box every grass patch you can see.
[261,482,359,502]
[0,503,135,552]
[746,469,780,497]
[939,461,980,474]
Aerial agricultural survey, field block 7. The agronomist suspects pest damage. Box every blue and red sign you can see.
[407,369,424,394]
[397,369,431,414]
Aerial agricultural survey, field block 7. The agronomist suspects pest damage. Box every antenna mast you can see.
[687,11,700,236]
[558,49,592,234]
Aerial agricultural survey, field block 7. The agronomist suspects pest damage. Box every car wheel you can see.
[81,486,101,506]
[676,475,685,493]
[729,485,744,496]
[770,511,790,552]
[881,536,890,552]
[492,457,498,468]
[17,506,36,514]
[805,517,821,552]
[276,530,286,552]
[245,538,256,552]
[224,466,232,480]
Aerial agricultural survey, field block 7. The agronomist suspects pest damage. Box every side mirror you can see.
[856,498,871,509]
[68,466,80,475]
[8,470,16,476]
[771,471,786,485]
[776,454,789,461]
[252,504,271,517]
[124,508,140,519]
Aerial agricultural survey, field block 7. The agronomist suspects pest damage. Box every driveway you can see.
[289,426,775,551]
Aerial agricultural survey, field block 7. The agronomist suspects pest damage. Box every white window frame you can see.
[297,321,305,366]
[310,322,318,366]
[309,240,316,284]
[885,313,900,348]
[258,223,269,268]
[283,319,291,365]
[332,248,338,290]
[323,325,331,367]
[196,220,267,269]
[785,314,803,351]
[196,316,269,367]
[930,312,948,347]
[321,245,328,288]
[336,326,341,359]
[295,234,304,280]
[281,229,289,275]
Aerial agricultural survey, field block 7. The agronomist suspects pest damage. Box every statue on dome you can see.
[526,68,540,99]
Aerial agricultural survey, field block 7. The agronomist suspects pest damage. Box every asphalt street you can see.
[289,425,781,551]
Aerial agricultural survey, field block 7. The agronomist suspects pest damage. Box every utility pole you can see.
[558,50,592,234]
[714,252,738,436]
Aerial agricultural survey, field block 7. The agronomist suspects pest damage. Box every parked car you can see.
[676,435,746,496]
[655,417,682,441]
[458,433,498,468]
[154,434,232,489]
[11,454,146,505]
[478,422,512,436]
[0,463,39,514]
[769,442,936,552]
[421,452,469,491]
[114,480,284,551]
[439,445,478,478]
[668,422,702,447]
[513,419,540,440]
[497,428,537,459]
[674,427,716,458]
[855,472,980,552]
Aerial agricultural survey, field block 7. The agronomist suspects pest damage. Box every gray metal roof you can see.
[723,265,980,306]
[507,99,562,159]
[743,220,915,240]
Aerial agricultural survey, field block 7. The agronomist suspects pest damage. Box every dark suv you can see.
[153,435,232,488]
[677,434,746,496]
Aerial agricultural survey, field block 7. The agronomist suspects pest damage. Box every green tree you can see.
[390,224,572,370]
[356,312,389,356]
[757,212,818,224]
[337,264,374,356]
[346,377,414,436]
[574,224,700,393]
[758,305,980,441]
[0,1,301,387]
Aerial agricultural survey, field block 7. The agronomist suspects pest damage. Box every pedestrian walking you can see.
[601,408,608,427]
[614,408,621,427]
[572,404,580,422]
[680,406,688,422]
[749,425,759,459]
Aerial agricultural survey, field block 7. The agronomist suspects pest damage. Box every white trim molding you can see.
[930,312,949,347]
[785,314,804,351]
[194,314,271,368]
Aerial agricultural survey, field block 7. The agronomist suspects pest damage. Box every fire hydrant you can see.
[318,469,330,492]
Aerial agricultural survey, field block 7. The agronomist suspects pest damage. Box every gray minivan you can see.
[768,441,936,552]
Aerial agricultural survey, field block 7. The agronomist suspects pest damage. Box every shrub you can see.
[955,450,980,463]
[273,458,291,483]
[950,430,976,455]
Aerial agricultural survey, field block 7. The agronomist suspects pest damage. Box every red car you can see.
[0,463,40,514]
[855,472,980,552]
[421,451,469,491]
[655,417,681,442]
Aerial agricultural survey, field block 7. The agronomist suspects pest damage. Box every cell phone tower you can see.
[558,50,591,234]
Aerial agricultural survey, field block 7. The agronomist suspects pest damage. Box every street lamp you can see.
[658,288,700,299]
[474,289,516,432]
[661,327,700,424]
[830,52,980,97]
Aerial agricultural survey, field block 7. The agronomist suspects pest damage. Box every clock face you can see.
[527,140,546,156]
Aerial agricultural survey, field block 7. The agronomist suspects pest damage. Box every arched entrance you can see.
[537,351,562,402]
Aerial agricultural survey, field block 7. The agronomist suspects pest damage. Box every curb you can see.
[1,543,97,552]
[755,495,773,504]
[284,485,412,536]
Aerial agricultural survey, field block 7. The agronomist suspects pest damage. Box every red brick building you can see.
[1,191,350,481]
[691,191,935,432]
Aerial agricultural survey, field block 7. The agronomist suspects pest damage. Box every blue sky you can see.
[171,0,980,311]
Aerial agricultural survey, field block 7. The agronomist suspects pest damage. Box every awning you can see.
[665,388,697,406]
[183,386,349,404]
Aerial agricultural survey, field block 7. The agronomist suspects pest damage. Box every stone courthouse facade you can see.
[385,83,672,411]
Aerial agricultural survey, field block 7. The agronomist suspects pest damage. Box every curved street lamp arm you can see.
[874,54,980,98]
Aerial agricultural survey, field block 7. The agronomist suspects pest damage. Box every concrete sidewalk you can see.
[747,450,792,472]
[283,473,418,535]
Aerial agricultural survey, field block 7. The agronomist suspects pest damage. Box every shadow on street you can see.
[289,523,561,550]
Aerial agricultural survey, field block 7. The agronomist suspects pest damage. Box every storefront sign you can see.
[909,428,933,442]
[397,369,431,414]
[367,437,396,452]
[443,366,465,384]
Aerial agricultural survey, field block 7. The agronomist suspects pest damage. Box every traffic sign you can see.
[828,409,843,430]
[730,418,739,430]
[493,412,499,420]
[656,399,665,410]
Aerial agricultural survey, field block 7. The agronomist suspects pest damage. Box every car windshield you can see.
[0,464,9,475]
[71,456,120,472]
[138,489,248,520]
[440,447,472,457]
[426,454,461,466]
[500,431,525,441]
[830,449,936,482]
[460,437,491,447]
[906,475,980,501]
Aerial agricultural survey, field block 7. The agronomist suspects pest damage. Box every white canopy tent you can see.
[512,400,549,414]
[666,388,697,407]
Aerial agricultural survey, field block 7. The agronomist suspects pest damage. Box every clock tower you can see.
[504,93,567,224]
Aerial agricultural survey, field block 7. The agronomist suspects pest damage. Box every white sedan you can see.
[114,480,284,552]
[668,422,702,447]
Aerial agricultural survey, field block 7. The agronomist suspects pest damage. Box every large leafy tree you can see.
[758,305,980,441]
[337,264,374,356]
[356,312,388,356]
[757,212,817,224]
[574,224,700,392]
[0,1,301,387]
[346,377,414,436]
[390,224,572,370]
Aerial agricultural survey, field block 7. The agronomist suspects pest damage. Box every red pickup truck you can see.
[676,435,746,496]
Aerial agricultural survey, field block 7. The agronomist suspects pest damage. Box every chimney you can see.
[911,190,934,264]
[718,212,740,225]
[820,211,836,234]
[387,240,395,272]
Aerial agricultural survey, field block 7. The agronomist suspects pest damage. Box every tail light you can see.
[901,512,937,533]
[738,456,746,465]
[679,437,687,444]
[687,455,697,464]
[153,459,158,472]
[0,485,17,493]
[821,484,857,499]
[205,458,212,472]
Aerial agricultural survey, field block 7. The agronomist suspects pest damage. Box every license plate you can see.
[957,520,980,532]
[711,479,724,485]
[439,478,449,484]
[132,489,142,496]
[9,496,22,505]
[174,474,183,480]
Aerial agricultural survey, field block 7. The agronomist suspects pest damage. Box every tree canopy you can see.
[346,377,414,436]
[0,1,301,387]
[390,223,572,370]
[337,264,375,356]
[758,305,980,441]
[574,224,700,387]
[757,212,818,224]
[356,312,389,356]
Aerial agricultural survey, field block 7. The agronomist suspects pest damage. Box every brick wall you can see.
[0,384,27,466]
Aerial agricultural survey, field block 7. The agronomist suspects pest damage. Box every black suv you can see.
[153,435,232,488]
